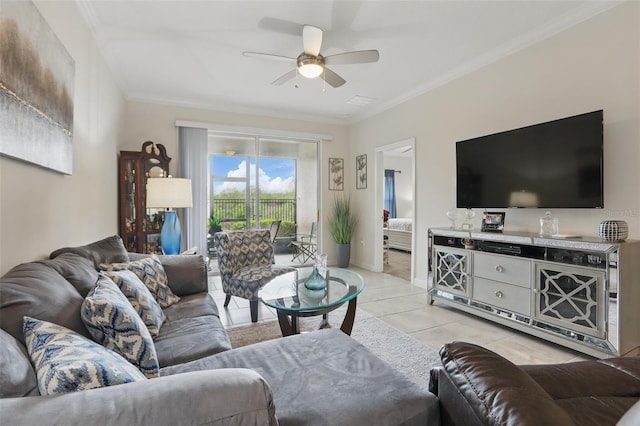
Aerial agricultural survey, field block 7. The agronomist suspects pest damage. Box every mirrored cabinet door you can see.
[433,247,470,296]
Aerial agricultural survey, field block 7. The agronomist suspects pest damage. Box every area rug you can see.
[226,309,442,389]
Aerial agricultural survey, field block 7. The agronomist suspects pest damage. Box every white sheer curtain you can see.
[178,126,208,255]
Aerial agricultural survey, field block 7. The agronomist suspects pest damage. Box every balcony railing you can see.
[211,198,296,224]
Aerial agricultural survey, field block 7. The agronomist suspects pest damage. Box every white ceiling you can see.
[77,0,618,124]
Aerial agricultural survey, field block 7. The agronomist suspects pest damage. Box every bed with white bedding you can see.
[386,218,412,252]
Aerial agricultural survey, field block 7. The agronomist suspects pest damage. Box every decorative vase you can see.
[446,208,459,229]
[304,266,327,291]
[539,211,559,237]
[161,210,181,255]
[336,243,351,268]
[461,209,475,230]
[599,220,628,242]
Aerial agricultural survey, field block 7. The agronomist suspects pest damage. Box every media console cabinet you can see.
[428,228,640,358]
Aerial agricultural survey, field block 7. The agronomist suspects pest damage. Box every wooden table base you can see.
[276,297,358,336]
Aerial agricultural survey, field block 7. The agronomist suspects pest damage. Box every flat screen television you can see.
[456,110,604,209]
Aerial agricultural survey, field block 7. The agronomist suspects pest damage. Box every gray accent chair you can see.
[214,229,294,322]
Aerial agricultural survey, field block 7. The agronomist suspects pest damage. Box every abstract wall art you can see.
[0,0,75,174]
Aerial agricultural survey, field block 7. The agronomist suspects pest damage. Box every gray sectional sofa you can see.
[0,236,439,425]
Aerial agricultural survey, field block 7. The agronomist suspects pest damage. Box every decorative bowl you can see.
[598,220,628,242]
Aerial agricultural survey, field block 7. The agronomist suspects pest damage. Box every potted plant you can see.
[328,196,358,268]
[208,214,222,235]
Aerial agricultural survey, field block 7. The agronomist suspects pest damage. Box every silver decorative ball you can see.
[598,220,629,242]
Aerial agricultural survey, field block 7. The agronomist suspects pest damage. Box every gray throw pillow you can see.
[0,328,38,397]
[49,235,129,269]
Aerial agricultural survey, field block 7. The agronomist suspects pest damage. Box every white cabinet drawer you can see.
[473,277,531,315]
[474,252,531,288]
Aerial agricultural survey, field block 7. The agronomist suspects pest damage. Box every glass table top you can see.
[258,267,364,313]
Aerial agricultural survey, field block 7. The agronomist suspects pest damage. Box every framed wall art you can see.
[329,157,344,191]
[481,211,506,232]
[0,1,75,174]
[356,154,367,189]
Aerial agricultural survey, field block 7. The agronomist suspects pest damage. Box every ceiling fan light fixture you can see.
[297,54,324,79]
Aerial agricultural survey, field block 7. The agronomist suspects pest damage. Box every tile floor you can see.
[208,264,594,366]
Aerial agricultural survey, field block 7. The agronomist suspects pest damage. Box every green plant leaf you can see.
[328,196,357,244]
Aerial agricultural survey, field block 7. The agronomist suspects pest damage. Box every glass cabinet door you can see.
[118,142,171,254]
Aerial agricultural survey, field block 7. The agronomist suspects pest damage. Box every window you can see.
[208,134,318,246]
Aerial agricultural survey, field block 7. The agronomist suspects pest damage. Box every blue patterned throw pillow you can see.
[81,275,159,378]
[23,316,145,395]
[104,269,165,338]
[100,255,180,308]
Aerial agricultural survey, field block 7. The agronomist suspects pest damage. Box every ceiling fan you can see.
[243,24,379,88]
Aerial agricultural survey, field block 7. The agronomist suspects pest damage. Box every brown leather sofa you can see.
[429,341,640,426]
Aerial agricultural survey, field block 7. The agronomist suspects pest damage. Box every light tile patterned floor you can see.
[209,263,593,366]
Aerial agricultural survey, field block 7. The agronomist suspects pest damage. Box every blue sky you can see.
[211,156,295,193]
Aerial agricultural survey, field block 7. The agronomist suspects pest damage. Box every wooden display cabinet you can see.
[118,141,171,253]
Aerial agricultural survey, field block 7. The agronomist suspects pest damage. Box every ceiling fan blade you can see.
[331,0,363,32]
[243,51,296,63]
[258,17,303,36]
[271,69,296,86]
[321,67,346,88]
[303,25,323,56]
[325,49,380,65]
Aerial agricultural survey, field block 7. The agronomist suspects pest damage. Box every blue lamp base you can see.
[161,210,182,255]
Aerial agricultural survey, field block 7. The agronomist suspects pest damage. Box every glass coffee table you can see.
[258,267,364,336]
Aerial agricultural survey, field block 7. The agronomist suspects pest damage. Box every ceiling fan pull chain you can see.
[322,68,326,92]
[295,67,299,88]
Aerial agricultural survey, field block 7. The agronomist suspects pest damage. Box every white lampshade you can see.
[509,190,539,208]
[146,178,193,209]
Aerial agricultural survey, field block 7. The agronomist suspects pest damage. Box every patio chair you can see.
[268,220,281,243]
[290,222,317,264]
[213,229,294,322]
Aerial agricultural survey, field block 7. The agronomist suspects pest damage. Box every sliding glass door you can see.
[208,133,319,262]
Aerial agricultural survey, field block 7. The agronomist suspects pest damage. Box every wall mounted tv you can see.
[456,110,604,209]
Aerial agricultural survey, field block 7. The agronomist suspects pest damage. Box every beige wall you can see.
[348,3,640,284]
[120,101,349,263]
[2,2,637,280]
[0,1,125,275]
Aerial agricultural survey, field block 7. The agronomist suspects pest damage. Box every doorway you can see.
[374,139,416,282]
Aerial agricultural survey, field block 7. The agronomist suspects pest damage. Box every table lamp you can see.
[146,177,193,255]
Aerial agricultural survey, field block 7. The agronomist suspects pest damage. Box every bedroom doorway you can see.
[374,139,415,282]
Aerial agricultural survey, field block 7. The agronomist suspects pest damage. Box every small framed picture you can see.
[481,211,506,232]
[328,158,344,191]
[356,154,367,189]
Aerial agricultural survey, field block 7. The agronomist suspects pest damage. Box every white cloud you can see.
[217,161,294,193]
